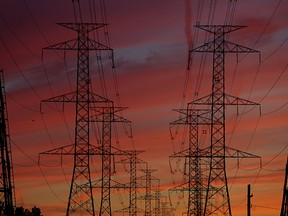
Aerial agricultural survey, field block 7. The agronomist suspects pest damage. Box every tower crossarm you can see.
[225,146,261,159]
[199,146,261,159]
[224,94,260,106]
[57,22,108,32]
[114,207,145,214]
[169,108,210,140]
[169,182,189,193]
[190,93,260,106]
[170,108,210,126]
[43,23,112,52]
[90,107,131,123]
[39,143,104,156]
[115,150,145,164]
[169,182,209,194]
[43,38,113,51]
[169,148,190,159]
[41,92,112,104]
[169,147,211,159]
[196,25,246,34]
[224,41,259,53]
[91,179,131,189]
[190,40,259,54]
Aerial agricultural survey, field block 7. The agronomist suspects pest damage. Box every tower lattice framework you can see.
[0,70,15,216]
[89,106,131,216]
[138,169,158,216]
[189,25,261,215]
[39,23,115,216]
[169,108,210,216]
[114,150,146,216]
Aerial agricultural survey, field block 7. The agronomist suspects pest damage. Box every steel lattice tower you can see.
[89,106,131,216]
[161,201,174,216]
[169,108,210,216]
[113,150,146,216]
[0,70,15,216]
[189,25,261,215]
[138,169,158,216]
[154,186,161,216]
[39,23,114,216]
[281,159,288,216]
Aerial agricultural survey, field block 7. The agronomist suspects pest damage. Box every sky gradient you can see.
[0,0,288,215]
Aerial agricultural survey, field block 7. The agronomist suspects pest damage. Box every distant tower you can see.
[0,70,16,215]
[281,159,288,216]
[189,25,261,215]
[169,108,210,216]
[138,169,158,216]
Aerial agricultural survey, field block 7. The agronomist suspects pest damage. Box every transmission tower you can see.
[39,22,117,216]
[138,169,158,216]
[169,108,210,216]
[188,24,261,215]
[161,201,174,216]
[91,106,132,216]
[113,150,146,216]
[154,186,161,216]
[0,70,15,216]
[281,158,288,216]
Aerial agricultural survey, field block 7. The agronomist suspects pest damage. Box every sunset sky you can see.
[0,0,288,215]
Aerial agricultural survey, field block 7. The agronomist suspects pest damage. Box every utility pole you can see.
[0,70,15,215]
[247,184,252,216]
[188,24,261,216]
[281,159,288,216]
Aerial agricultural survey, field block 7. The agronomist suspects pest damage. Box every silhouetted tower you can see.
[115,150,145,216]
[154,186,161,216]
[39,23,114,216]
[138,169,158,216]
[169,108,210,216]
[161,201,174,216]
[189,25,261,215]
[112,151,146,216]
[281,159,288,216]
[92,106,131,216]
[0,70,15,215]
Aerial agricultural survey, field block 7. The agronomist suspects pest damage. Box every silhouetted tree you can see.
[31,206,41,216]
[15,206,42,216]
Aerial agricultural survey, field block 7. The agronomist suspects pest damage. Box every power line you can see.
[38,165,66,203]
[22,0,51,45]
[262,37,288,62]
[0,15,40,59]
[239,0,283,62]
[252,204,280,211]
[262,144,288,167]
[0,36,42,99]
[6,93,39,113]
[259,62,288,104]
